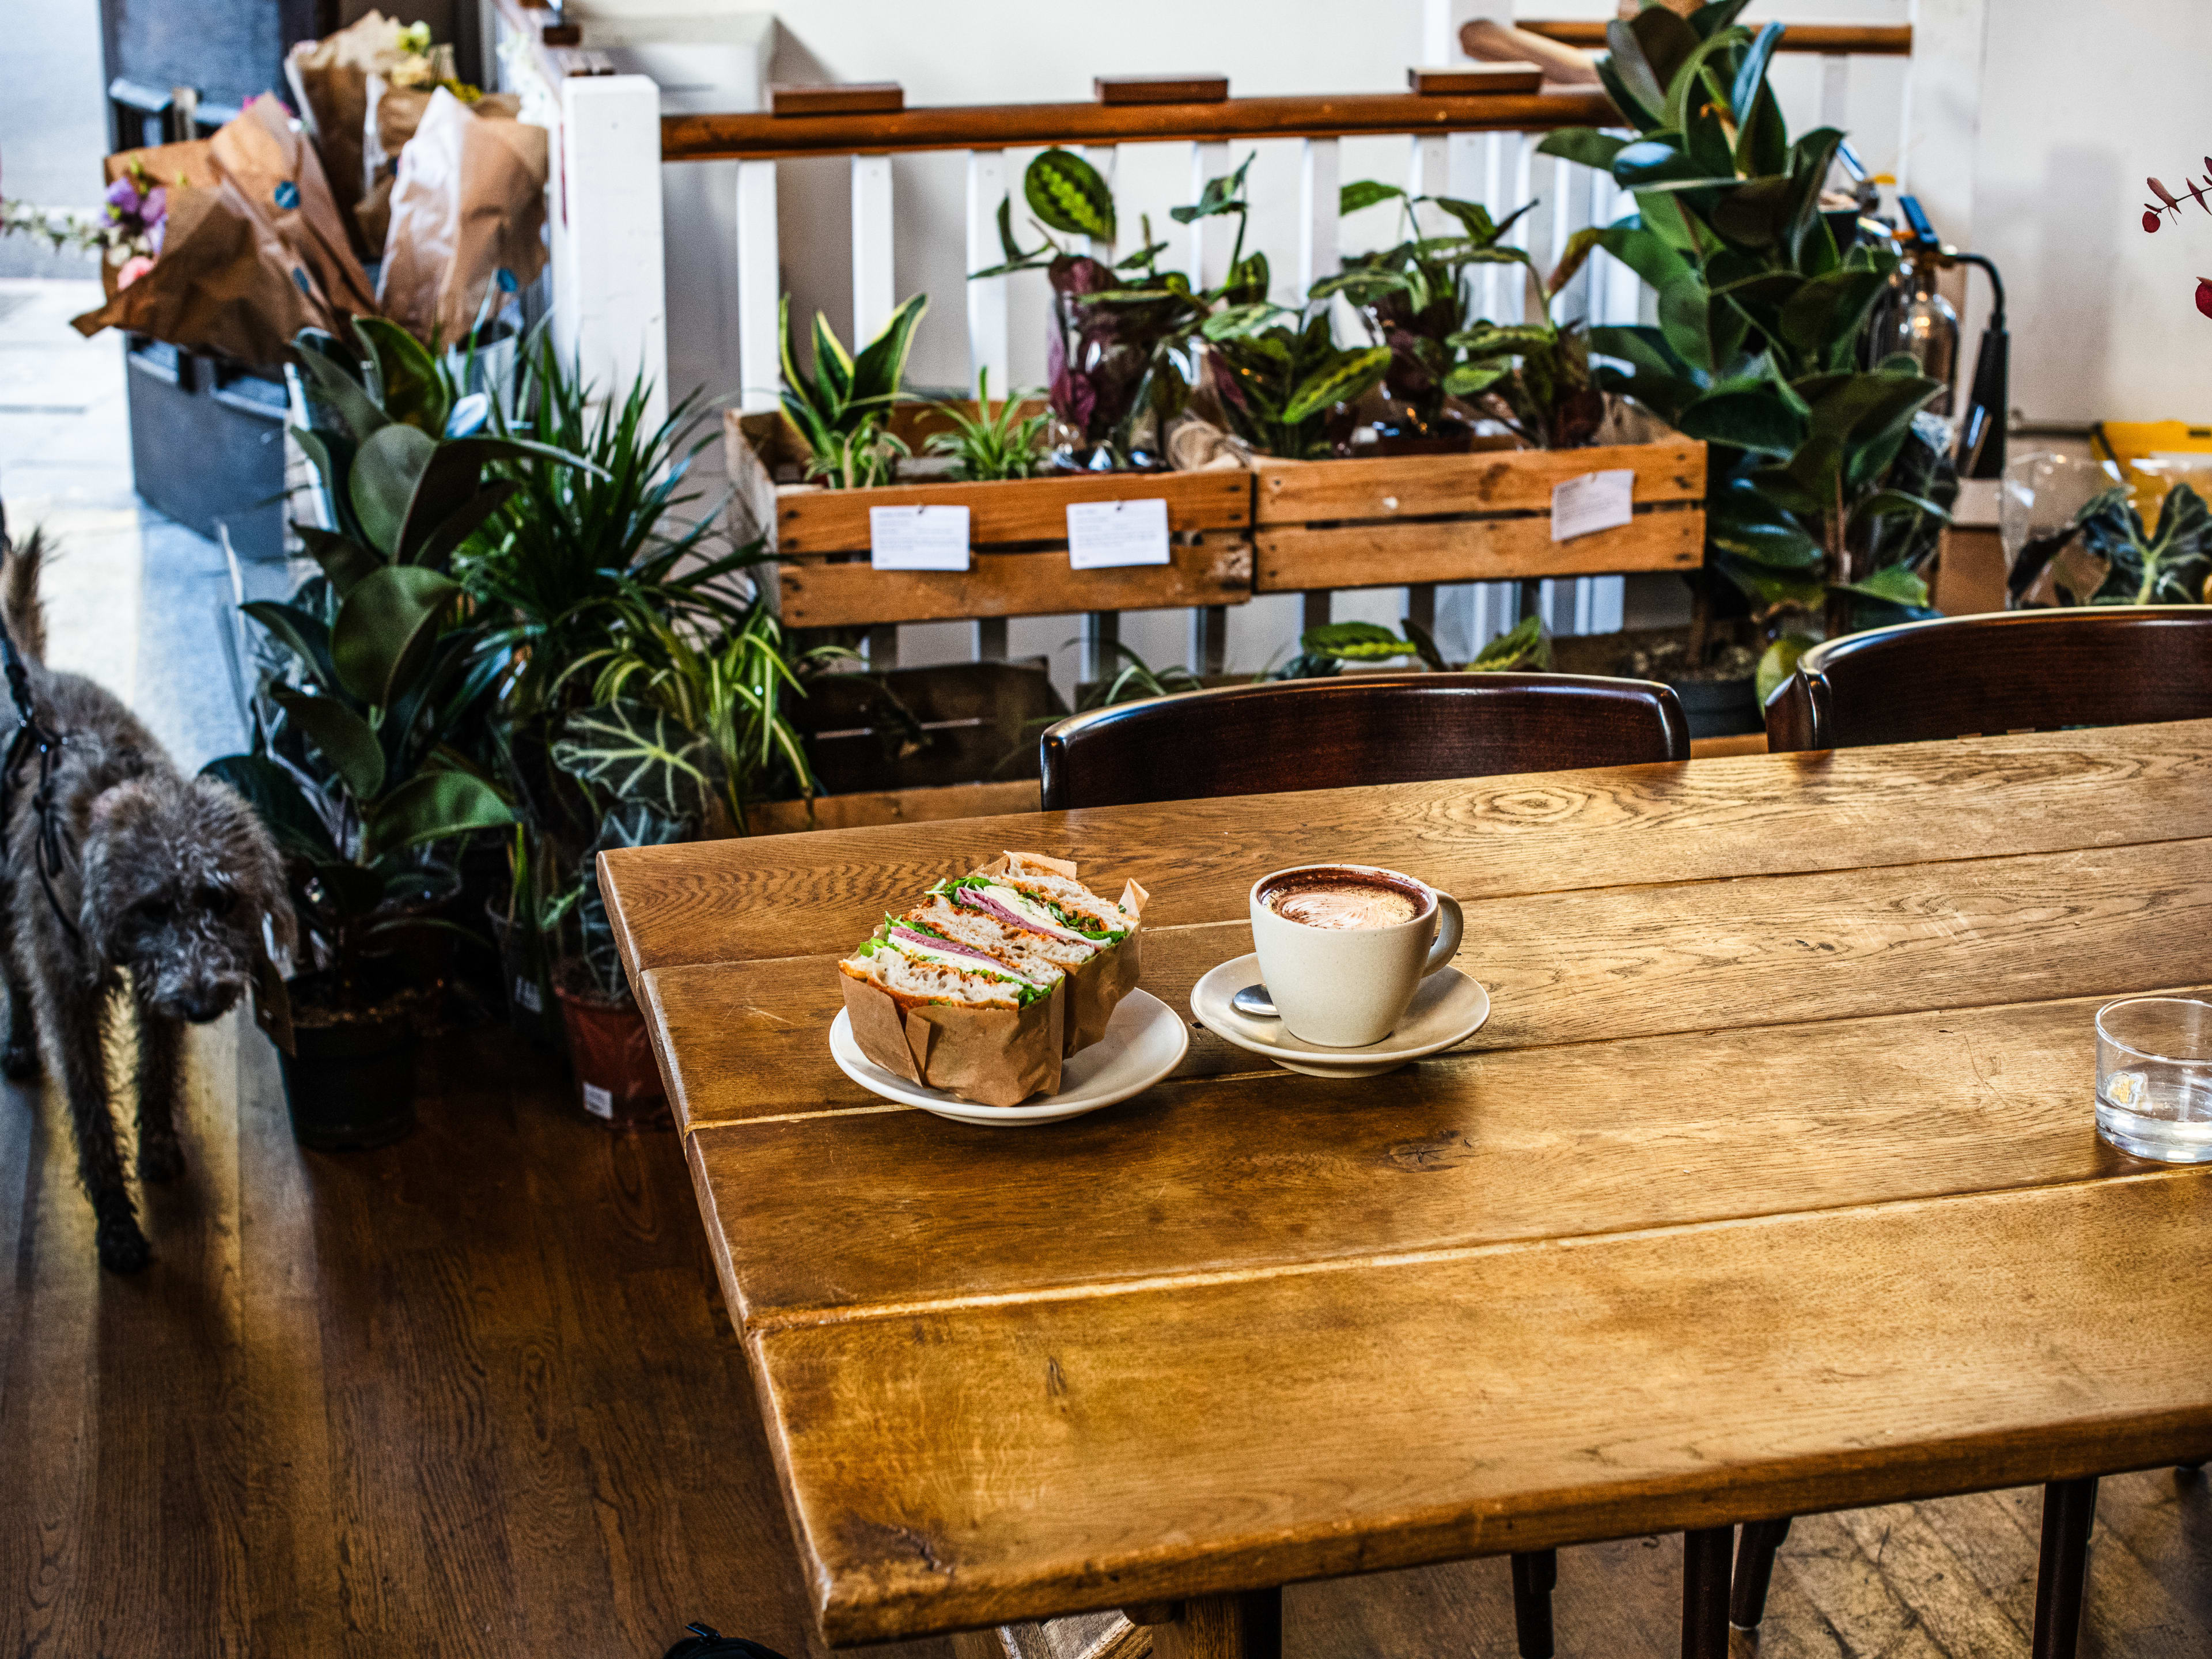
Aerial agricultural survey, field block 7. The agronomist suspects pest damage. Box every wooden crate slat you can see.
[1255,509,1701,592]
[1251,441,1706,524]
[782,537,1252,627]
[777,469,1250,555]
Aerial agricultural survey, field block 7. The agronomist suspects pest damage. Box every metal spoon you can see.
[1232,983,1278,1018]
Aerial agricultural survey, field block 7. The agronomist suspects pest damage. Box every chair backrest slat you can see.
[1039,673,1691,811]
[1764,608,2212,752]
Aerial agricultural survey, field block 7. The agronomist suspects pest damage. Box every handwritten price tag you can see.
[1550,469,1636,543]
[1066,498,1171,569]
[869,505,972,571]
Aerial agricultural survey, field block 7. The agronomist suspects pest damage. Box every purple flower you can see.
[104,176,141,220]
[141,185,166,227]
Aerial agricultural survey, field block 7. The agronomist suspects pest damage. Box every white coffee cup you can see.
[1248,863,1465,1047]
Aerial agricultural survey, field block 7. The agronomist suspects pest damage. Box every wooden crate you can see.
[726,411,1253,630]
[1249,440,1706,592]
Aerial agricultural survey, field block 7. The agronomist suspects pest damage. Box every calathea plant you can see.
[1201,308,1391,460]
[204,321,571,1011]
[1540,1,1951,645]
[779,291,929,488]
[1274,615,1548,679]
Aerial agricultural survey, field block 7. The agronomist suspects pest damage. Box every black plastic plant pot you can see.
[276,993,420,1152]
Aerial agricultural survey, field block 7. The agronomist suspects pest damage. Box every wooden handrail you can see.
[660,89,1619,163]
[1519,20,1912,55]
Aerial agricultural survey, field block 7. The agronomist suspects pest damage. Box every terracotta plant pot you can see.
[552,980,671,1128]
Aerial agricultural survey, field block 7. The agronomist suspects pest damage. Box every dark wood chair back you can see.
[1764,607,2212,752]
[1038,672,1691,810]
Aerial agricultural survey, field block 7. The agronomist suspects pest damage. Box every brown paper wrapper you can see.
[375,88,548,345]
[840,972,1065,1108]
[980,852,1150,1056]
[285,12,411,253]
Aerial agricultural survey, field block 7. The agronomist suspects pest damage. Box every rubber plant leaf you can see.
[1754,632,1817,706]
[549,698,720,824]
[361,770,516,863]
[1732,22,1785,123]
[352,316,450,436]
[331,565,460,707]
[1734,81,1790,179]
[310,858,388,918]
[1676,382,1808,457]
[1594,222,1694,293]
[199,753,337,862]
[1834,565,1933,607]
[1662,28,1752,134]
[1024,148,1116,242]
[290,524,384,600]
[350,422,436,557]
[1626,2,1703,87]
[1602,18,1670,124]
[407,480,521,573]
[241,600,338,692]
[289,344,390,445]
[1689,0,1756,39]
[1535,130,1628,173]
[271,687,387,802]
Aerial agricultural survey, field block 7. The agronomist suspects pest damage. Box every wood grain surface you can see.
[1253,509,1701,590]
[1250,444,1705,523]
[778,469,1251,556]
[779,537,1252,628]
[759,1174,2212,1642]
[594,719,2212,1648]
[600,720,2212,977]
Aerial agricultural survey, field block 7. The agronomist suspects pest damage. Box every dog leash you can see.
[0,552,84,947]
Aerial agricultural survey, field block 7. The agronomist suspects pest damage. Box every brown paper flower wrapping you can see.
[375,88,548,345]
[976,853,1150,1056]
[840,974,1066,1108]
[284,10,411,253]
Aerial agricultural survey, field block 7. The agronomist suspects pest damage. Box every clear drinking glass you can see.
[2094,998,2212,1162]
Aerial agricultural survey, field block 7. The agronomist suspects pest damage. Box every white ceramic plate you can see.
[828,988,1189,1126]
[1190,953,1491,1077]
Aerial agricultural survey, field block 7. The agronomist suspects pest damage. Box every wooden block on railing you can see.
[1094,74,1230,105]
[771,81,904,116]
[1409,63,1543,95]
[1250,441,1706,593]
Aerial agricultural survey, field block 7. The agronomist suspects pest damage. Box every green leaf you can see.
[1300,621,1416,662]
[1469,613,1550,671]
[849,292,929,407]
[289,347,389,445]
[1603,17,1671,123]
[1688,0,1755,39]
[271,688,385,801]
[292,524,384,599]
[1734,82,1789,179]
[331,565,460,707]
[1709,175,1800,251]
[550,698,720,822]
[1677,383,1808,457]
[1714,554,1827,611]
[1732,22,1785,123]
[1548,226,1608,298]
[1708,482,1823,568]
[199,753,335,861]
[1836,565,1932,607]
[1442,364,1510,398]
[241,601,336,691]
[1755,632,1817,706]
[1170,153,1254,226]
[1339,180,1405,215]
[1281,346,1391,425]
[353,316,449,435]
[1658,275,1720,371]
[407,480,520,573]
[350,422,435,556]
[361,770,514,862]
[1025,148,1116,241]
[1852,488,1951,527]
[1536,130,1629,172]
[1594,221,1694,293]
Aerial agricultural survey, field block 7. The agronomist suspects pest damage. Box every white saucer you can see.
[828,988,1188,1126]
[1190,954,1491,1078]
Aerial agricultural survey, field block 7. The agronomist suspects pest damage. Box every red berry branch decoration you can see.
[2140,164,2212,319]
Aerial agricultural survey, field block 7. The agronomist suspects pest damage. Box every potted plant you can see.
[204,320,554,1148]
[1540,3,1953,710]
[778,291,929,487]
[921,369,1051,480]
[537,600,838,1124]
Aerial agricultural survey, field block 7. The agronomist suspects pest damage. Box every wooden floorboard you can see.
[0,1016,2205,1656]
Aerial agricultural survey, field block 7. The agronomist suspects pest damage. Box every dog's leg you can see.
[134,1003,186,1186]
[41,975,145,1273]
[2,975,37,1080]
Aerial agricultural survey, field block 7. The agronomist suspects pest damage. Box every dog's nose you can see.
[181,990,231,1023]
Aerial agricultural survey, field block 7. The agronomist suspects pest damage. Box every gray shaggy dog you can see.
[0,530,293,1274]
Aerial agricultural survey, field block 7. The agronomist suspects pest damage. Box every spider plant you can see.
[779,292,928,488]
[923,369,1050,480]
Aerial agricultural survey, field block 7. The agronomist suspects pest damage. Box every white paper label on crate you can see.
[1065,497,1172,570]
[869,505,971,570]
[582,1082,614,1120]
[513,975,542,1015]
[1550,469,1636,543]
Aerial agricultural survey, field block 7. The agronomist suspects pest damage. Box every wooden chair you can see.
[1041,671,1688,1659]
[1040,672,1691,810]
[1764,606,2212,752]
[1751,607,2212,1658]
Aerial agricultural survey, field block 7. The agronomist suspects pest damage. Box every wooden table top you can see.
[600,721,2212,1647]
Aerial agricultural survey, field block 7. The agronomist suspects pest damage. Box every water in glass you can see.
[2095,997,2212,1163]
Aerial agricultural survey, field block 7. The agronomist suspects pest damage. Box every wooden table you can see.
[600,722,2212,1658]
